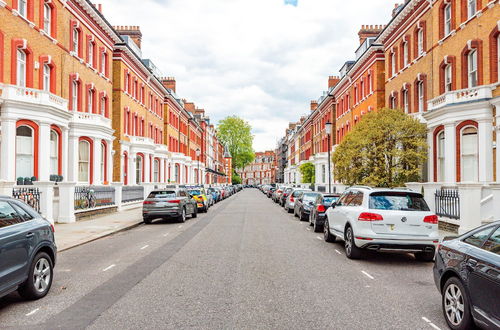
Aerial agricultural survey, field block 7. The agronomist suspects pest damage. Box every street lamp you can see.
[325,121,332,194]
[196,148,201,186]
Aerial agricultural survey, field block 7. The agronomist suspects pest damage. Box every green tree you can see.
[299,162,315,183]
[217,116,255,169]
[332,108,428,187]
[232,170,242,184]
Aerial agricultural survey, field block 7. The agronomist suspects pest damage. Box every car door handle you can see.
[25,232,35,239]
[466,259,478,270]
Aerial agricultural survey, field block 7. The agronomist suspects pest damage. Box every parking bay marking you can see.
[316,236,323,241]
[140,245,149,250]
[102,264,116,272]
[422,317,441,330]
[178,225,183,229]
[361,270,374,280]
[26,308,39,316]
[334,249,342,255]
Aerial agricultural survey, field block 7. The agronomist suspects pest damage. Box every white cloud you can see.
[101,0,392,151]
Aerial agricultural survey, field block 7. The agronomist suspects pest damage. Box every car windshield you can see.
[189,190,202,195]
[323,196,339,205]
[148,191,176,198]
[369,192,430,211]
[302,193,317,202]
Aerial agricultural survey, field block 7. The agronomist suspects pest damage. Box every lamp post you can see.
[196,148,201,186]
[325,121,332,193]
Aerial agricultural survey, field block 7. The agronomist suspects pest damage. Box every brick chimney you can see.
[328,76,340,88]
[184,101,195,112]
[114,26,142,49]
[310,100,318,111]
[161,77,176,93]
[95,3,103,13]
[358,24,385,44]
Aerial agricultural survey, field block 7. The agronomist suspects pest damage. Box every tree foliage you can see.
[232,170,242,184]
[332,108,428,187]
[299,162,315,183]
[217,116,255,169]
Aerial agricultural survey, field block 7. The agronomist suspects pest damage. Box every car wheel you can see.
[442,277,474,330]
[287,206,292,214]
[178,208,186,223]
[345,226,363,259]
[143,217,152,224]
[18,252,53,300]
[323,220,336,243]
[313,218,322,233]
[414,251,435,262]
[192,207,198,218]
[309,214,313,227]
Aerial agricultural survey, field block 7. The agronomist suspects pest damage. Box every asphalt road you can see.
[0,189,448,330]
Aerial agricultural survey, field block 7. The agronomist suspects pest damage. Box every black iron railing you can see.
[122,186,144,203]
[435,188,460,220]
[75,186,115,210]
[13,187,41,213]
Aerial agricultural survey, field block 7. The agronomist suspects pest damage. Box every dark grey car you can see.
[0,196,57,300]
[142,189,198,224]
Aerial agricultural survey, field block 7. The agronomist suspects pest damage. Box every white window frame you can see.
[16,125,34,178]
[16,49,26,87]
[437,131,445,182]
[87,89,94,113]
[100,143,106,183]
[402,89,409,113]
[153,159,159,182]
[468,50,478,88]
[460,126,479,182]
[42,63,51,92]
[467,0,476,19]
[136,155,143,184]
[43,3,51,35]
[391,52,396,76]
[73,28,79,55]
[72,80,79,111]
[78,140,90,183]
[18,0,27,18]
[497,35,500,82]
[403,42,409,67]
[88,42,94,67]
[445,64,453,92]
[418,81,424,112]
[417,29,424,55]
[100,51,106,74]
[444,4,452,36]
[50,130,58,175]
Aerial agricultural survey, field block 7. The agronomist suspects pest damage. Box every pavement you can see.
[0,189,448,330]
[54,207,143,251]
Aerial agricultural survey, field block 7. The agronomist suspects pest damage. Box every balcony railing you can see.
[427,85,493,111]
[0,83,68,111]
[72,112,112,127]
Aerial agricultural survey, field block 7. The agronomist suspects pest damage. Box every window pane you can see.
[464,226,494,248]
[369,192,430,211]
[50,130,58,174]
[482,227,500,254]
[16,126,33,178]
[78,141,89,182]
[0,202,23,228]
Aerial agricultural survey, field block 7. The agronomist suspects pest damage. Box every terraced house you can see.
[238,151,276,185]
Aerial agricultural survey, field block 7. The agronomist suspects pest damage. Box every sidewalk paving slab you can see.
[55,207,143,252]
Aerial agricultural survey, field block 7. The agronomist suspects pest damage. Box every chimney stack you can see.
[96,3,103,13]
[161,77,176,93]
[310,100,318,111]
[358,24,384,45]
[328,76,340,88]
[184,101,195,112]
[113,25,143,49]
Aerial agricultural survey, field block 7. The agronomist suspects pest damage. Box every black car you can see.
[293,192,321,221]
[0,197,57,300]
[433,221,499,330]
[309,194,340,232]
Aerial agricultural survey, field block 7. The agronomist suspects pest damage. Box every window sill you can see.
[438,30,456,45]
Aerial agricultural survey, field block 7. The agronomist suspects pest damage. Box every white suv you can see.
[323,187,439,261]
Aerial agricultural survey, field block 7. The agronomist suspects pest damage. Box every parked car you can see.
[272,188,283,203]
[143,188,198,224]
[284,189,312,213]
[280,187,294,207]
[309,193,340,232]
[266,187,276,198]
[433,221,499,330]
[0,197,57,301]
[324,187,439,260]
[188,189,210,212]
[294,192,321,221]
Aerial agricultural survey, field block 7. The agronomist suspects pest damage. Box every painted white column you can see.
[112,182,123,211]
[107,141,113,184]
[38,123,51,182]
[427,130,434,183]
[444,123,456,184]
[61,127,69,181]
[144,154,151,183]
[477,118,493,182]
[129,153,137,185]
[58,182,76,223]
[0,119,17,181]
[497,122,500,183]
[34,181,54,224]
[457,183,483,234]
[67,135,79,182]
[93,139,102,185]
[422,183,443,214]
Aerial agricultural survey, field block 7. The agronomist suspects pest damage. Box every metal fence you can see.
[122,186,144,203]
[435,188,460,220]
[12,187,41,213]
[75,186,115,210]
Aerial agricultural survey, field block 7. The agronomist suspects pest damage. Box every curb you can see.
[58,220,144,252]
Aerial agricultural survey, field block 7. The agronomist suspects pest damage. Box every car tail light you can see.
[290,196,295,202]
[168,200,181,204]
[143,201,154,205]
[358,212,384,221]
[283,193,288,197]
[317,205,326,213]
[50,223,55,233]
[424,215,438,224]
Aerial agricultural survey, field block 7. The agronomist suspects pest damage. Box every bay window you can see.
[16,125,34,178]
[50,130,58,175]
[461,127,478,181]
[437,131,445,182]
[78,140,90,183]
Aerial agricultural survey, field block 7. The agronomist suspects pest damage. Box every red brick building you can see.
[238,151,276,185]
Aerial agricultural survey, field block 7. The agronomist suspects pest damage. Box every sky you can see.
[101,0,392,151]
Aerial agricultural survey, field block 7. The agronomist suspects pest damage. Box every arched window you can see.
[461,126,478,181]
[78,140,90,183]
[136,155,143,184]
[17,49,27,87]
[153,159,159,182]
[437,131,445,182]
[50,129,59,175]
[174,164,180,182]
[16,125,34,178]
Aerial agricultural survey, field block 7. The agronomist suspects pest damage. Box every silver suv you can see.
[143,188,198,224]
[324,187,438,260]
